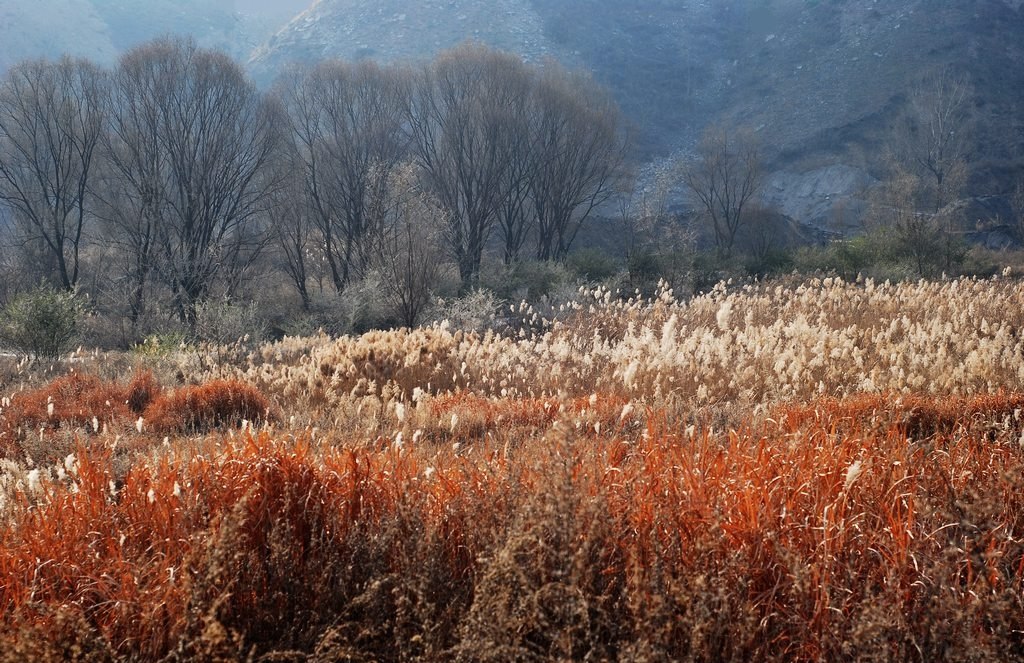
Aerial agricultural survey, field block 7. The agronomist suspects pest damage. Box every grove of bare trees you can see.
[101,38,281,326]
[873,68,976,277]
[0,39,630,341]
[408,43,627,286]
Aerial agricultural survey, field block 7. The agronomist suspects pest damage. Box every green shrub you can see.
[131,332,190,360]
[567,248,620,283]
[744,248,795,277]
[0,286,80,360]
[480,260,575,302]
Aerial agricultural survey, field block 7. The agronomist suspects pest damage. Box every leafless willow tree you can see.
[99,38,281,324]
[275,60,412,294]
[0,56,107,290]
[897,69,974,213]
[531,64,626,261]
[268,157,316,311]
[868,69,975,276]
[408,43,534,287]
[1013,180,1024,245]
[494,92,535,265]
[868,165,948,277]
[95,45,169,328]
[682,124,762,259]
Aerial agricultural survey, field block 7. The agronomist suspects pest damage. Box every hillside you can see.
[0,0,116,71]
[1,0,1024,230]
[247,0,550,80]
[0,0,289,68]
[247,0,1024,228]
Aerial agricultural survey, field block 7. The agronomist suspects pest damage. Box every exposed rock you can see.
[248,0,550,82]
[762,165,877,232]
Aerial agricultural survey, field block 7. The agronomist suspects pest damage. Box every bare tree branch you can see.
[682,125,762,259]
[0,56,107,290]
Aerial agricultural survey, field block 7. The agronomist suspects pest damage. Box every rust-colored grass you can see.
[0,372,272,462]
[5,277,1024,660]
[141,379,274,435]
[2,390,1024,661]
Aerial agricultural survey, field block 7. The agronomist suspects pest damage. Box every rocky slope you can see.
[244,0,1024,228]
[248,0,550,80]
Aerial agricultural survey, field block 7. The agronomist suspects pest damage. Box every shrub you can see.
[504,260,574,301]
[143,380,273,434]
[131,333,189,360]
[191,297,267,346]
[125,370,161,414]
[567,248,620,284]
[0,372,134,461]
[0,286,80,360]
[430,289,503,333]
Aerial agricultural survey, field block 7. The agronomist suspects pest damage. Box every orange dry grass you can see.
[0,372,146,458]
[2,392,1024,660]
[421,392,634,443]
[778,391,1024,439]
[142,379,274,434]
[0,372,273,461]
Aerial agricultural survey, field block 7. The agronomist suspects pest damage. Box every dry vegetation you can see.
[2,275,1024,661]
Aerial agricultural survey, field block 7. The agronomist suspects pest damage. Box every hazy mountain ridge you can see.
[0,0,289,68]
[248,0,550,81]
[2,0,1023,229]
[250,1,1024,162]
[0,0,116,70]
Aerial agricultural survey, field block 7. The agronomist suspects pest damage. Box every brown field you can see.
[2,276,1024,662]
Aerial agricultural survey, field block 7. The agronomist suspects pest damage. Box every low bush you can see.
[191,298,267,346]
[566,247,621,283]
[430,289,503,333]
[0,371,269,459]
[0,286,80,360]
[142,380,274,434]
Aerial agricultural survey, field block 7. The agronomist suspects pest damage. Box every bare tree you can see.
[682,124,762,259]
[616,168,677,262]
[0,56,107,290]
[100,38,281,324]
[268,157,315,311]
[1013,180,1024,245]
[531,64,627,261]
[869,69,975,276]
[868,164,954,277]
[275,60,412,294]
[494,97,536,265]
[898,69,974,213]
[408,43,532,287]
[94,46,170,329]
[374,162,450,327]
